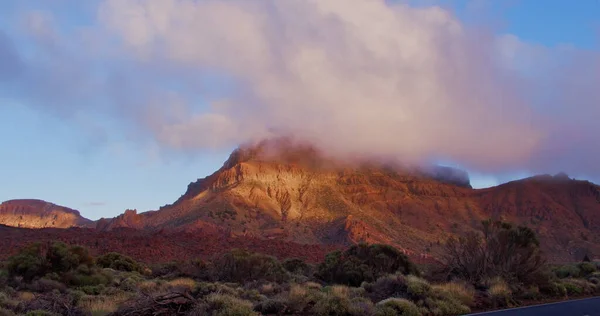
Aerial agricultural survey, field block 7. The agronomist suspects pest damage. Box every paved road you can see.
[467,297,600,316]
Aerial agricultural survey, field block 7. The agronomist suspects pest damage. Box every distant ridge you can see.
[1,139,599,262]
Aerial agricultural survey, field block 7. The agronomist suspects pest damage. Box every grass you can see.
[166,278,197,290]
[488,277,512,307]
[78,292,132,316]
[432,282,476,306]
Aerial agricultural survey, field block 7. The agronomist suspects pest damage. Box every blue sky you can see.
[0,0,599,220]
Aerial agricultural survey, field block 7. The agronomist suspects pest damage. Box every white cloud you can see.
[3,0,600,179]
[96,0,543,172]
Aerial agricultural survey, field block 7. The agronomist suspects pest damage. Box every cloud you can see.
[0,30,22,82]
[2,0,600,179]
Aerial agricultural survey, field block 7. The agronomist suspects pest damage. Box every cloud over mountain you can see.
[1,0,599,178]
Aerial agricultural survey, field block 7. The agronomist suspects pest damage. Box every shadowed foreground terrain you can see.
[0,220,599,316]
[0,225,337,265]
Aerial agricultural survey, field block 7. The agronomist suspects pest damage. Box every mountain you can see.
[95,139,600,262]
[2,139,599,262]
[0,199,93,229]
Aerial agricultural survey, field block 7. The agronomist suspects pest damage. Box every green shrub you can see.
[578,262,597,276]
[204,293,259,316]
[96,253,142,273]
[213,249,288,283]
[554,264,581,279]
[375,298,421,316]
[7,242,93,282]
[317,243,419,286]
[311,287,368,316]
[406,275,431,300]
[562,281,583,295]
[62,269,112,287]
[560,278,596,295]
[283,258,311,276]
[77,284,106,295]
[427,298,471,316]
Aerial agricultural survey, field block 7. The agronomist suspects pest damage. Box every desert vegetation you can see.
[0,221,598,315]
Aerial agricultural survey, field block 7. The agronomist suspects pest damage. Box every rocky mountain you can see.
[94,139,600,262]
[2,140,599,262]
[0,199,93,229]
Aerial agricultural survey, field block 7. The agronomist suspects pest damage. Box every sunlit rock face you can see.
[0,199,93,228]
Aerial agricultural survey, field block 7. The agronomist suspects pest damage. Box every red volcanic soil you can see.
[0,225,340,264]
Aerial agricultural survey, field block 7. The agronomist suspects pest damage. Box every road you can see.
[466,297,600,316]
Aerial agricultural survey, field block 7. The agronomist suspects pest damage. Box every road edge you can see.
[466,296,600,315]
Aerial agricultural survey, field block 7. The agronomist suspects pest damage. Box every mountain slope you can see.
[0,199,93,229]
[3,140,599,262]
[97,140,600,261]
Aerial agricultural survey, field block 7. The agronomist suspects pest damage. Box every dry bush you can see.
[166,278,197,292]
[443,220,545,285]
[362,273,408,303]
[431,282,475,306]
[115,292,196,315]
[487,277,512,308]
[15,291,86,316]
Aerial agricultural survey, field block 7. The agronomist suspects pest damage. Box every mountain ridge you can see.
[1,141,599,262]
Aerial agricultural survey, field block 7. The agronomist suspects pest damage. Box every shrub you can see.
[254,299,288,314]
[554,264,581,279]
[213,249,288,283]
[166,278,197,291]
[426,298,471,316]
[78,295,119,315]
[62,269,113,287]
[363,273,408,303]
[0,292,20,310]
[0,308,16,316]
[96,253,142,273]
[375,298,421,316]
[311,292,353,316]
[317,243,419,286]
[204,293,259,316]
[578,262,597,276]
[7,242,93,282]
[16,291,85,316]
[487,277,512,307]
[560,278,596,295]
[28,278,66,293]
[431,282,475,306]
[151,259,208,280]
[284,284,318,313]
[443,220,545,285]
[283,258,311,276]
[406,275,431,300]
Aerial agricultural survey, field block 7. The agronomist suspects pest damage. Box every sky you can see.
[0,0,599,220]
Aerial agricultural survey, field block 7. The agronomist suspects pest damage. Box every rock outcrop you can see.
[0,199,93,229]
